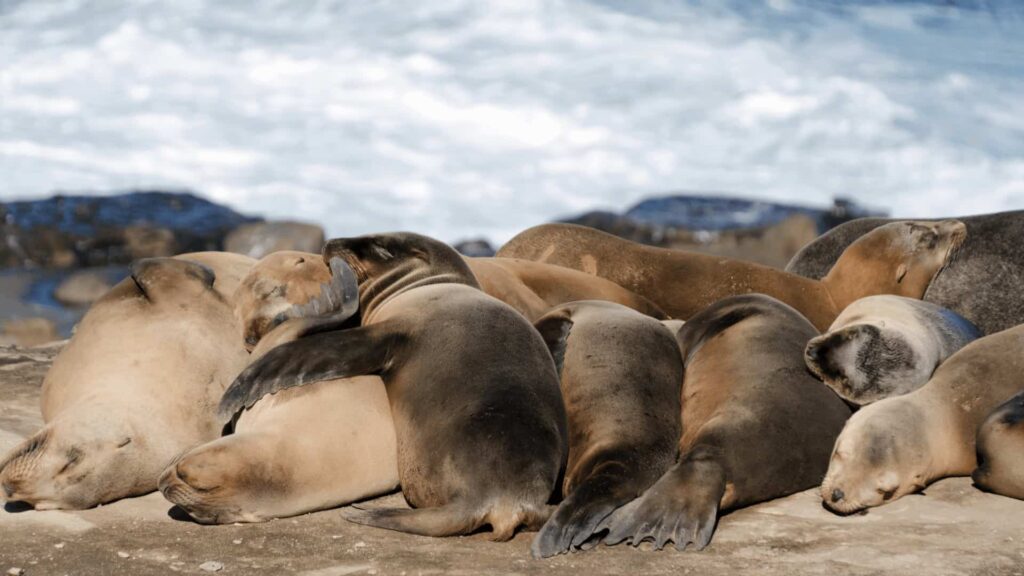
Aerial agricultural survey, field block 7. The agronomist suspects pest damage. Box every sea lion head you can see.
[825,220,966,308]
[0,413,140,510]
[820,399,930,514]
[158,433,286,524]
[322,232,479,318]
[973,392,1024,500]
[233,251,332,351]
[805,323,919,406]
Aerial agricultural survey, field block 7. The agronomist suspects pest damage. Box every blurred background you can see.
[1,0,1022,343]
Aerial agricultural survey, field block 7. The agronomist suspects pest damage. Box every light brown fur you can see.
[822,324,1024,514]
[0,253,253,510]
[497,222,965,330]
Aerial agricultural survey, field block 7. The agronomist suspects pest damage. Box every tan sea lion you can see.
[530,301,682,558]
[159,257,396,524]
[973,391,1024,500]
[786,211,1024,335]
[0,253,253,509]
[497,221,966,330]
[218,232,568,540]
[600,294,851,550]
[466,257,666,321]
[805,295,982,405]
[822,325,1024,514]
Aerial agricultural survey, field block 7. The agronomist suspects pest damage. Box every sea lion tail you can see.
[341,503,485,538]
[600,452,725,552]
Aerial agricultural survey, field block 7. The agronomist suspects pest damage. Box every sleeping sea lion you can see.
[218,232,568,540]
[497,221,965,331]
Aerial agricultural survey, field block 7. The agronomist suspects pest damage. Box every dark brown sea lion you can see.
[218,232,568,540]
[530,301,682,558]
[497,221,965,331]
[600,294,851,550]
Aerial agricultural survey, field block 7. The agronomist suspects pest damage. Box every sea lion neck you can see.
[359,256,479,321]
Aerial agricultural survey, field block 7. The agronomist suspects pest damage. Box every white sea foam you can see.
[0,0,1022,242]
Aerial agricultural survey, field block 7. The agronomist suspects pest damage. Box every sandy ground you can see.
[1,344,1024,576]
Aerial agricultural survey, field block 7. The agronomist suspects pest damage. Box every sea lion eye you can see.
[58,447,83,475]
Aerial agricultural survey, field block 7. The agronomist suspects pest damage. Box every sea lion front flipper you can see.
[533,309,574,376]
[600,451,725,552]
[217,322,402,423]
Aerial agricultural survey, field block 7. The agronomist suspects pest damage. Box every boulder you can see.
[53,270,113,307]
[225,221,325,259]
[453,238,496,257]
[0,317,58,347]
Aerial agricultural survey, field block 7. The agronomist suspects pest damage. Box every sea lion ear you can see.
[533,310,574,377]
[895,264,908,284]
[130,258,216,301]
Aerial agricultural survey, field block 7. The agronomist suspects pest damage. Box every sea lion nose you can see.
[806,342,822,363]
[830,488,845,503]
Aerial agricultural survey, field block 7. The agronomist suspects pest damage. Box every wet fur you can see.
[973,390,1024,500]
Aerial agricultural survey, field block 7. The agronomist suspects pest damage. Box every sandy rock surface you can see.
[1,345,1023,575]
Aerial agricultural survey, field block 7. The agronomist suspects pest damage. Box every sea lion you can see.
[973,391,1024,500]
[158,372,398,523]
[599,294,851,551]
[465,257,666,321]
[160,260,394,524]
[530,301,682,558]
[821,325,1024,514]
[497,221,966,330]
[218,232,568,540]
[233,250,337,350]
[805,295,982,405]
[785,211,1024,335]
[0,253,253,509]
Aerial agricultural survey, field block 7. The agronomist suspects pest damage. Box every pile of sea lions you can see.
[3,210,1024,560]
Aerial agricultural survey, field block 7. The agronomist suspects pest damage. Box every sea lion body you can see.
[805,295,982,405]
[466,257,666,321]
[159,374,398,523]
[497,221,965,330]
[0,253,253,509]
[786,211,1024,335]
[219,233,568,540]
[601,294,851,550]
[822,325,1024,514]
[530,301,682,557]
[973,391,1024,500]
[159,254,396,523]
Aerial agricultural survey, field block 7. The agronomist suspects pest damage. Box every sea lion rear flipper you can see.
[600,453,725,552]
[531,461,636,558]
[217,322,401,423]
[533,310,574,376]
[341,503,484,538]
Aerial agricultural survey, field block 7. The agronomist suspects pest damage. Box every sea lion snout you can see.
[830,488,844,503]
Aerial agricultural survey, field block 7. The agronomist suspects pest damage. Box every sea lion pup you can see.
[973,391,1024,500]
[786,211,1024,335]
[600,294,851,551]
[821,325,1024,514]
[805,295,982,405]
[497,221,966,331]
[530,301,682,558]
[0,254,253,510]
[465,258,666,321]
[218,232,568,540]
